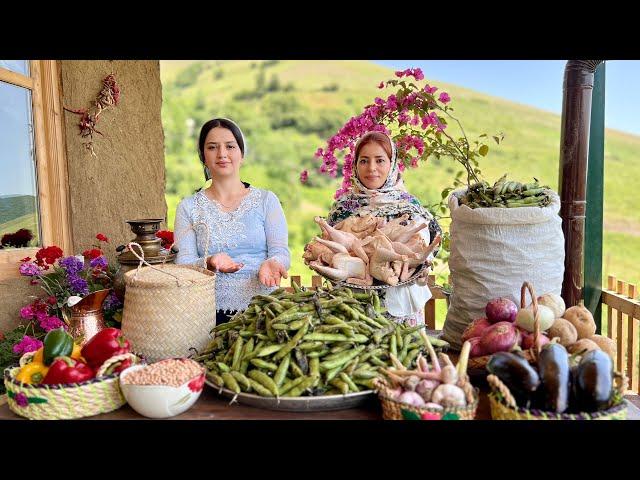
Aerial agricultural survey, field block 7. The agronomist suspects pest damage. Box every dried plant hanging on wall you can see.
[64,73,121,157]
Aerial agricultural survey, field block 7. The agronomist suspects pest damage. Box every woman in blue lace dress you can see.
[175,118,290,325]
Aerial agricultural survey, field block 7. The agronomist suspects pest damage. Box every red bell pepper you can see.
[41,357,95,385]
[81,328,131,371]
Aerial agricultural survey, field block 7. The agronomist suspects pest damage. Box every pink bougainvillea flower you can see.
[424,84,438,94]
[378,81,384,88]
[300,170,308,184]
[439,92,451,104]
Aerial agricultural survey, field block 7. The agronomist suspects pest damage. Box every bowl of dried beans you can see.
[119,358,205,418]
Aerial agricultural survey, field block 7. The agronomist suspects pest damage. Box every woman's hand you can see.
[258,258,288,287]
[415,260,433,286]
[207,253,244,273]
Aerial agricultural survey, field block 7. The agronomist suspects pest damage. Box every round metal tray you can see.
[309,262,429,291]
[205,376,375,412]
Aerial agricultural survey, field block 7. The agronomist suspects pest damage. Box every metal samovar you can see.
[113,218,176,300]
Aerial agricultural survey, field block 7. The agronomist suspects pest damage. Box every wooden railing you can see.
[602,275,640,394]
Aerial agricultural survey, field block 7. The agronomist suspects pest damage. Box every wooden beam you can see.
[0,67,33,89]
[558,60,604,308]
[584,62,605,331]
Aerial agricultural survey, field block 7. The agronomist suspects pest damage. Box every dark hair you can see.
[197,118,245,164]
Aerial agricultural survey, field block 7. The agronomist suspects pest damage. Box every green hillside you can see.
[160,60,640,299]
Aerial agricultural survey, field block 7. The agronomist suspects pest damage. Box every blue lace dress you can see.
[174,186,291,314]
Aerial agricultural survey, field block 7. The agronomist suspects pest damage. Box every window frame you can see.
[0,60,72,279]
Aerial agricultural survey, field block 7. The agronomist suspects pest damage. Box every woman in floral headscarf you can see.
[326,131,441,326]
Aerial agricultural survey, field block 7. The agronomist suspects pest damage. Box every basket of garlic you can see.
[303,214,441,290]
[374,335,478,420]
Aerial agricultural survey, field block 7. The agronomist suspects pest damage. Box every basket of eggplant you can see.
[486,340,628,420]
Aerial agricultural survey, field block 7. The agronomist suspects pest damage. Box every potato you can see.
[566,338,600,355]
[563,305,596,339]
[589,335,616,361]
[547,318,578,346]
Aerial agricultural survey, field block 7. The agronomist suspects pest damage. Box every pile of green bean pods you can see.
[196,284,449,398]
[459,175,552,209]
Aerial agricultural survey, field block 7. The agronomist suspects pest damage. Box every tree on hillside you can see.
[267,74,281,92]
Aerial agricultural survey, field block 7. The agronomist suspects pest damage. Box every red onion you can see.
[462,317,492,342]
[521,331,550,350]
[479,321,520,354]
[485,297,518,324]
[468,337,486,357]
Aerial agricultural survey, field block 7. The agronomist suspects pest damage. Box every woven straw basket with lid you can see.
[121,263,216,362]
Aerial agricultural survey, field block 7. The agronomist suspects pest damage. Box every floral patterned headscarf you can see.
[327,131,433,226]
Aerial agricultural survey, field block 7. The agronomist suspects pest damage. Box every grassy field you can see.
[160,60,640,304]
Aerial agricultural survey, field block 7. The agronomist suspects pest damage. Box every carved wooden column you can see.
[558,60,604,307]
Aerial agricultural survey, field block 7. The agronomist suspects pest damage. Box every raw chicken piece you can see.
[314,217,368,264]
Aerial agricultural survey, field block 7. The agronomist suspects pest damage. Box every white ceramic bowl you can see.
[119,362,206,419]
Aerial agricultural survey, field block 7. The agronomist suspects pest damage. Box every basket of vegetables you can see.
[374,336,479,420]
[466,282,551,372]
[486,341,628,420]
[3,327,139,420]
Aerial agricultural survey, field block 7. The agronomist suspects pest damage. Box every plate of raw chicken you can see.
[303,214,441,290]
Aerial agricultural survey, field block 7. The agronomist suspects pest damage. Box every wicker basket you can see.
[3,352,139,420]
[121,257,216,362]
[487,372,628,420]
[375,377,479,420]
[468,282,543,372]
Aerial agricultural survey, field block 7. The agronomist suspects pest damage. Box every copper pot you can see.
[68,288,110,345]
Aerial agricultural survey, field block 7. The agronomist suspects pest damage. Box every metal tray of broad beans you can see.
[205,375,375,412]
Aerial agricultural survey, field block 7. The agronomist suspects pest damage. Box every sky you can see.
[374,60,640,136]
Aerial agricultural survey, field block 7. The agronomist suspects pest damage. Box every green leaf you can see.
[479,145,489,156]
[479,133,488,138]
[493,136,501,144]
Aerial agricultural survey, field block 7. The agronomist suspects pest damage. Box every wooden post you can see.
[559,60,604,308]
[584,62,606,331]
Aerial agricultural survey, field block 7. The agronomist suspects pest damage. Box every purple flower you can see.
[19,262,40,277]
[103,291,123,311]
[39,315,66,332]
[12,335,43,355]
[59,256,84,274]
[90,255,108,269]
[15,392,28,407]
[68,274,89,296]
